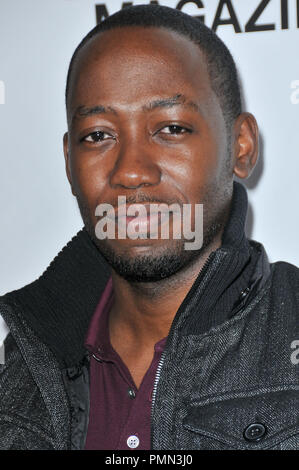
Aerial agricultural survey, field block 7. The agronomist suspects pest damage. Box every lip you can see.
[103,202,182,237]
[117,213,164,234]
[107,203,180,218]
[113,203,170,218]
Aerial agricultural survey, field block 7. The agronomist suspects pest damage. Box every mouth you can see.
[105,203,181,237]
[117,213,162,234]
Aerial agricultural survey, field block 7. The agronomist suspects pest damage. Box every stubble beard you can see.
[75,184,231,283]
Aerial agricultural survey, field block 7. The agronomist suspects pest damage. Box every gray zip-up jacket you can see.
[0,182,298,450]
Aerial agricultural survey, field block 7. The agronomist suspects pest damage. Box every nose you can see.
[109,138,161,190]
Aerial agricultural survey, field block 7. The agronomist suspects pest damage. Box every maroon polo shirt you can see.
[84,277,167,450]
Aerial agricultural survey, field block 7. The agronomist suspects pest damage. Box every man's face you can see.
[64,26,234,282]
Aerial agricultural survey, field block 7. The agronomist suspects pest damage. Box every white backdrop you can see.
[0,0,298,318]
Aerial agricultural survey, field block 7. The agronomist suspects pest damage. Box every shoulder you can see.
[273,259,299,272]
[266,260,299,324]
[270,260,299,291]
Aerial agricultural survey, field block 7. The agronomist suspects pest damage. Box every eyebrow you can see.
[71,104,117,125]
[142,94,202,114]
[71,94,202,126]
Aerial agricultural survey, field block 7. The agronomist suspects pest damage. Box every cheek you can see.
[163,136,221,198]
[74,167,107,229]
[69,151,109,207]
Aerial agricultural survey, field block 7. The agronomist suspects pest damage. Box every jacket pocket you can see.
[183,388,299,450]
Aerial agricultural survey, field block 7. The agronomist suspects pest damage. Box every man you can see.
[0,4,298,450]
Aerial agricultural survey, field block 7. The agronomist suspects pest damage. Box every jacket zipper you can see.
[150,252,217,449]
[151,350,166,415]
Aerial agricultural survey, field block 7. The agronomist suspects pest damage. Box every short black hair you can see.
[65,4,242,133]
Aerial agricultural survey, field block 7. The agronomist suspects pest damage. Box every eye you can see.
[80,130,114,143]
[159,125,192,136]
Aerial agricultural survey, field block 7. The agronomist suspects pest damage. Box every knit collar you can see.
[3,181,262,368]
[183,181,257,336]
[4,229,111,368]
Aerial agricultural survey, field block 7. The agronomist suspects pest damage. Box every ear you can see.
[233,112,259,179]
[63,132,76,196]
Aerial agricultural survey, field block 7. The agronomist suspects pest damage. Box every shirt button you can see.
[128,388,136,399]
[243,423,267,442]
[127,435,140,449]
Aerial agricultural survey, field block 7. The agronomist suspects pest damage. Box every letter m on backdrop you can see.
[95,2,160,24]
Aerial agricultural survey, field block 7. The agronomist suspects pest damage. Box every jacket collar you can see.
[182,182,267,336]
[3,229,111,368]
[2,182,270,367]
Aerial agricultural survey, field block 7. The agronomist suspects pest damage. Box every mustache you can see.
[106,192,183,209]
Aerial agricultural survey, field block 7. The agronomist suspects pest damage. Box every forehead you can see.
[67,26,217,119]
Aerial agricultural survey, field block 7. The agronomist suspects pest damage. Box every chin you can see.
[94,238,200,283]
